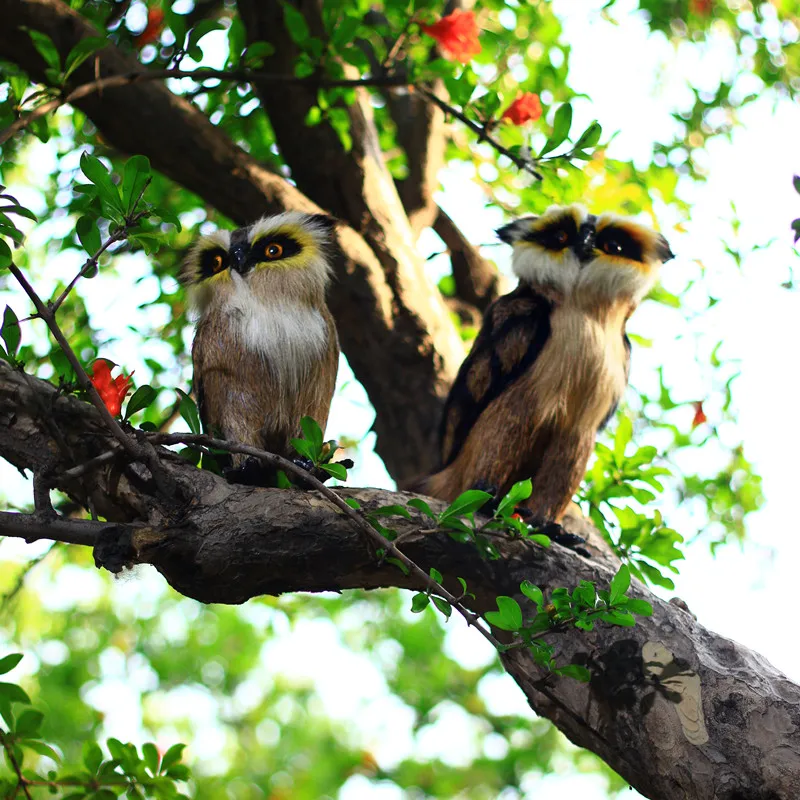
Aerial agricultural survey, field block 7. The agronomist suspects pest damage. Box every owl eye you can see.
[265,242,284,259]
[555,230,569,246]
[212,254,225,272]
[603,239,623,255]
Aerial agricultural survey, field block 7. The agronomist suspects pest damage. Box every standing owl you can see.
[181,211,340,484]
[420,205,673,528]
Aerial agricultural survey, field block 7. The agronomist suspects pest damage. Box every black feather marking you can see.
[598,332,631,432]
[439,284,553,467]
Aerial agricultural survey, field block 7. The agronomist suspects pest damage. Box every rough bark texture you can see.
[0,0,465,480]
[1,361,799,800]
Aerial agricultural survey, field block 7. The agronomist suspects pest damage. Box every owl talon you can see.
[530,518,590,557]
[223,457,272,487]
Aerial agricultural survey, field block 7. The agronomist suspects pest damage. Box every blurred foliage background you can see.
[1,0,798,796]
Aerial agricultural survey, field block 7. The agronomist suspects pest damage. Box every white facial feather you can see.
[224,270,328,392]
[512,248,582,295]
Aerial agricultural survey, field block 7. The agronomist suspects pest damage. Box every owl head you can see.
[181,211,338,310]
[497,205,673,305]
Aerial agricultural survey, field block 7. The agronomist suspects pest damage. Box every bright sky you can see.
[2,1,800,798]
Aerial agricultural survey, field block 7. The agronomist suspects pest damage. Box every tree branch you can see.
[2,360,800,800]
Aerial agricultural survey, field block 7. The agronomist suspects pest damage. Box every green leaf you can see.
[21,738,60,762]
[496,479,532,517]
[64,36,106,79]
[385,557,409,575]
[121,155,151,215]
[410,592,430,613]
[290,438,316,462]
[79,152,122,213]
[276,470,292,489]
[555,663,591,682]
[0,238,12,268]
[76,215,101,255]
[25,29,61,71]
[429,567,443,583]
[124,385,158,420]
[176,388,202,435]
[0,682,30,704]
[243,40,276,66]
[431,596,452,619]
[407,497,435,519]
[299,415,323,457]
[625,597,654,617]
[539,103,572,157]
[344,497,361,510]
[282,3,310,44]
[15,709,43,736]
[0,654,22,675]
[439,489,493,521]
[142,742,159,775]
[573,120,602,151]
[519,580,543,610]
[83,740,103,775]
[793,175,800,195]
[369,504,411,519]
[159,743,185,774]
[320,462,347,481]
[485,596,523,632]
[601,610,636,627]
[1,306,19,358]
[609,564,631,605]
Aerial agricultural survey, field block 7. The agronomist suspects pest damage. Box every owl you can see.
[420,204,673,528]
[181,211,340,484]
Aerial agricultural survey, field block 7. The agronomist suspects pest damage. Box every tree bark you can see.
[0,0,465,480]
[1,360,798,800]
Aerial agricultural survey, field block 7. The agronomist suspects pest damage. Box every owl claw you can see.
[223,457,272,487]
[529,518,590,557]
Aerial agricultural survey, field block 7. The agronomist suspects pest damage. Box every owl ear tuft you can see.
[306,214,339,234]
[655,233,674,263]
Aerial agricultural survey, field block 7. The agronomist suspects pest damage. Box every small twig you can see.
[58,448,120,481]
[0,729,34,800]
[147,431,506,650]
[417,87,544,180]
[49,205,149,313]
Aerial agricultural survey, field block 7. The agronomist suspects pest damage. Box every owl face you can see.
[181,211,337,311]
[496,205,673,304]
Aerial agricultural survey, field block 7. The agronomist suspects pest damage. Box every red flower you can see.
[501,92,543,125]
[691,401,707,429]
[135,7,165,49]
[422,10,481,63]
[90,360,133,417]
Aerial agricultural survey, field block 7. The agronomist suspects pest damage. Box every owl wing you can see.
[439,285,553,468]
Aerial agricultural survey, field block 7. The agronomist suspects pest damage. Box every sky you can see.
[2,1,800,798]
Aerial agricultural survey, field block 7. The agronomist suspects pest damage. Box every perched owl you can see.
[181,211,340,484]
[420,204,673,527]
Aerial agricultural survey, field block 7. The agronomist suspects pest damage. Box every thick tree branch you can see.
[0,0,459,480]
[2,361,800,800]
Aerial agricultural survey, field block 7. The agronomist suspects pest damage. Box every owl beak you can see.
[573,222,596,263]
[230,243,249,274]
